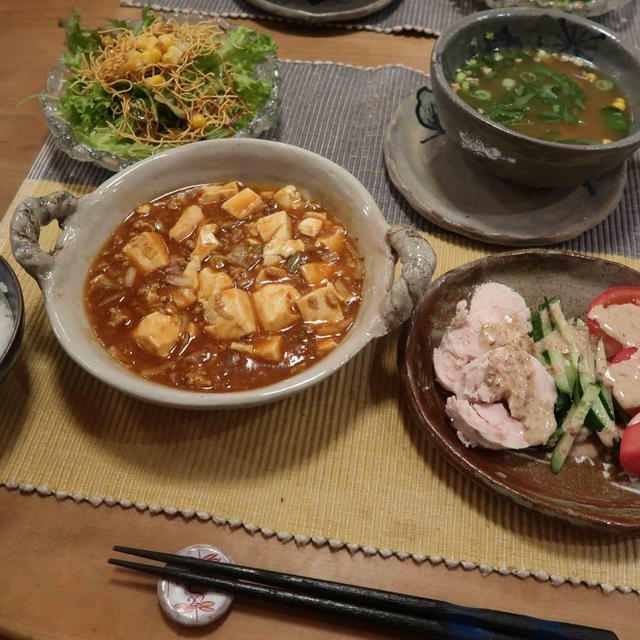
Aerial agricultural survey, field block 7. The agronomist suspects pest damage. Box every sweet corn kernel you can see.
[157,34,174,51]
[602,138,612,144]
[141,46,162,65]
[145,74,164,87]
[585,72,597,81]
[191,114,207,129]
[125,51,144,71]
[134,34,158,50]
[612,97,626,111]
[162,45,183,65]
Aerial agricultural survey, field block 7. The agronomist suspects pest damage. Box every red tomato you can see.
[620,421,640,476]
[611,347,638,363]
[586,286,640,359]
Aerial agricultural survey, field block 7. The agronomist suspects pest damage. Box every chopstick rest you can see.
[156,544,234,627]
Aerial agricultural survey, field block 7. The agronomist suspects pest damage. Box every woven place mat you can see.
[120,0,640,41]
[3,61,640,594]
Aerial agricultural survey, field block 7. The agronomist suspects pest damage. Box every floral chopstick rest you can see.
[157,543,234,626]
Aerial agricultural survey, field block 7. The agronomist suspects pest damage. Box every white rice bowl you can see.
[0,282,14,356]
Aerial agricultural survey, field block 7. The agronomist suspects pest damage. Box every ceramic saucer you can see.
[384,84,627,246]
[244,0,396,22]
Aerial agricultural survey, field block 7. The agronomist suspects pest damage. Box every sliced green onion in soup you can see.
[501,78,516,89]
[595,78,614,91]
[473,89,492,101]
[520,71,537,83]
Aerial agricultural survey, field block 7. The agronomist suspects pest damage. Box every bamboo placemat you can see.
[120,0,640,42]
[2,61,640,594]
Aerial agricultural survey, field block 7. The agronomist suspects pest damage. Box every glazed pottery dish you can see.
[484,0,632,17]
[401,250,640,531]
[42,12,281,172]
[431,9,640,188]
[244,0,396,22]
[384,88,626,245]
[0,255,24,384]
[10,139,436,409]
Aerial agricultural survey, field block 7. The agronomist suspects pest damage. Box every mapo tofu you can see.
[84,182,364,392]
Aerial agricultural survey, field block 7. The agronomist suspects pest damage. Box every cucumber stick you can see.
[550,384,600,475]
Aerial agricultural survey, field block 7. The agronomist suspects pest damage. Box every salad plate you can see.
[384,89,627,246]
[244,0,397,22]
[41,11,281,172]
[400,250,640,531]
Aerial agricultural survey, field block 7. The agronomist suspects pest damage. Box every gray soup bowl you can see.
[431,8,640,188]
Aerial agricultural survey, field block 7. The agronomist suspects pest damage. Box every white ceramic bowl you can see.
[11,139,436,409]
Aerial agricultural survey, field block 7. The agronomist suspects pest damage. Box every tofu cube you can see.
[172,287,197,309]
[300,262,334,285]
[204,289,257,339]
[197,181,238,205]
[296,284,344,324]
[182,259,200,290]
[298,217,323,237]
[229,336,283,363]
[253,284,301,331]
[197,268,234,303]
[263,239,305,260]
[123,232,169,273]
[273,185,303,210]
[317,230,345,252]
[192,223,221,261]
[133,312,182,357]
[255,211,292,242]
[169,204,204,241]
[222,188,264,220]
[253,336,283,362]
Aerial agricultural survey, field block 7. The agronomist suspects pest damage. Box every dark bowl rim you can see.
[431,7,640,153]
[400,248,640,531]
[0,254,24,363]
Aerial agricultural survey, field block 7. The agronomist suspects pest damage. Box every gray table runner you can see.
[29,61,640,257]
[120,0,640,41]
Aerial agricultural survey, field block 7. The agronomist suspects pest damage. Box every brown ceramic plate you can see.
[400,250,640,531]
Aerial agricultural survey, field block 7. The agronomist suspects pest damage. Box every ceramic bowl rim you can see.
[0,254,24,364]
[39,138,396,409]
[432,8,640,152]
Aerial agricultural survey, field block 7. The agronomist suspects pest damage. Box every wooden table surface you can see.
[1,2,638,638]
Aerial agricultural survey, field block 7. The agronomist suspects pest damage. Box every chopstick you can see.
[110,546,618,640]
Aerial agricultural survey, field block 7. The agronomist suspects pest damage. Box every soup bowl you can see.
[10,139,436,409]
[431,8,640,188]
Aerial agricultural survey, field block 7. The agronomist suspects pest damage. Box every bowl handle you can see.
[374,225,437,337]
[10,191,78,283]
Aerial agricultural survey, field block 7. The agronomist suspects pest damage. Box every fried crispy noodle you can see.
[69,18,250,146]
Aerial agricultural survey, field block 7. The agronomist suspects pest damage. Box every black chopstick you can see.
[109,557,517,639]
[111,546,617,640]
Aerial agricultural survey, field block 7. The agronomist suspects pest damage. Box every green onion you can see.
[473,89,492,101]
[595,78,614,91]
[520,71,537,83]
[287,252,302,273]
[501,78,516,89]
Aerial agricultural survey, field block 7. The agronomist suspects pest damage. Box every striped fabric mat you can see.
[120,0,640,41]
[3,61,640,593]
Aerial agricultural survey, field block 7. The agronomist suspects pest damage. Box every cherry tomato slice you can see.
[611,347,638,363]
[586,286,640,359]
[620,420,640,476]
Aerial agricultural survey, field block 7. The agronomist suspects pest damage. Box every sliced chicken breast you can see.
[433,283,531,393]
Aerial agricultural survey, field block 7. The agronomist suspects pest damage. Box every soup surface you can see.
[451,48,630,145]
[85,182,364,392]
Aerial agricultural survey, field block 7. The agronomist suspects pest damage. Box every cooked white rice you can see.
[0,282,14,356]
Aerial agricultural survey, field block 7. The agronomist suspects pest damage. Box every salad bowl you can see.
[41,15,281,173]
[401,250,640,531]
[10,138,436,409]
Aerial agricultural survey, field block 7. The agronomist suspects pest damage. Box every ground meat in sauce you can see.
[85,182,364,392]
